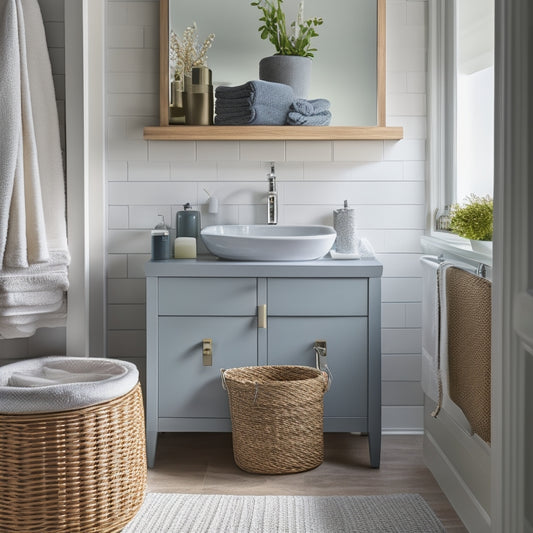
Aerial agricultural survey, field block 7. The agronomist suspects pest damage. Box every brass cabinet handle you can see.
[258,304,267,329]
[202,338,213,366]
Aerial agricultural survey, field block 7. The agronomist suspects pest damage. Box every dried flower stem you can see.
[169,23,215,81]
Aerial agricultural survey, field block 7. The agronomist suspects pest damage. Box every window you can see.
[428,0,495,230]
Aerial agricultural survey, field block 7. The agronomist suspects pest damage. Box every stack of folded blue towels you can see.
[214,80,332,126]
[215,80,295,125]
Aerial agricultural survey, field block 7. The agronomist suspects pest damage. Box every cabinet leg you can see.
[146,430,158,468]
[368,430,381,468]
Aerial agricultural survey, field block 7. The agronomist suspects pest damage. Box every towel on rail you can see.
[419,256,441,405]
[445,266,492,443]
[0,0,70,338]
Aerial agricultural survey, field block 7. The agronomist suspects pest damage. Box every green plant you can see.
[250,0,323,58]
[449,194,493,241]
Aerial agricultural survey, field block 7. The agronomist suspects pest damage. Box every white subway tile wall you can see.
[0,0,427,430]
[0,0,66,361]
[104,0,428,431]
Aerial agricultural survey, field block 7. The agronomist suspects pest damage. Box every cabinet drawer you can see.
[159,277,256,316]
[158,316,257,418]
[268,278,367,316]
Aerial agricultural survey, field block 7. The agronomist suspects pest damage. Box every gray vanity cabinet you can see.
[145,258,382,469]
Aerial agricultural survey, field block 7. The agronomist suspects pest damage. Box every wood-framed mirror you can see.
[143,0,403,140]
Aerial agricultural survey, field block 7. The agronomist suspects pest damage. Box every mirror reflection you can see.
[169,0,379,126]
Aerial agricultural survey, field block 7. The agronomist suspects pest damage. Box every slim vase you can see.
[169,78,186,125]
[184,66,213,125]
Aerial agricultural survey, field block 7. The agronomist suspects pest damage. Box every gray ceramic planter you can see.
[259,55,312,98]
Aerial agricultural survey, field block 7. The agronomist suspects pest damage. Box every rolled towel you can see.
[291,98,331,116]
[287,111,332,126]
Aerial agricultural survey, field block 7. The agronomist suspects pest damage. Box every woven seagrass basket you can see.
[0,382,147,533]
[222,365,328,474]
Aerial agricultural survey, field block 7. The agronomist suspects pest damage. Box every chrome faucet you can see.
[267,163,278,225]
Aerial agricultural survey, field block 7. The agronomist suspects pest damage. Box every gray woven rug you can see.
[122,493,446,532]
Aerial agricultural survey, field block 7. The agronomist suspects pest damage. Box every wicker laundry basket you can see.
[0,382,147,533]
[222,365,328,474]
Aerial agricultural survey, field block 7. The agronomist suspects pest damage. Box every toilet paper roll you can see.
[333,208,358,253]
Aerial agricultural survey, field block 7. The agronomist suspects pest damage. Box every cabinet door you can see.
[267,317,368,418]
[159,316,257,418]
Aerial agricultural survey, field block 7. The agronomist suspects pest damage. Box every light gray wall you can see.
[106,0,428,431]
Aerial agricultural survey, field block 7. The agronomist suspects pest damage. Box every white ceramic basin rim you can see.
[200,224,337,261]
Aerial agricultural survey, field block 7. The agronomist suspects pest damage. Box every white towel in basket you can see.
[0,356,139,414]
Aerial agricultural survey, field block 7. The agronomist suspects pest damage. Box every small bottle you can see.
[436,205,451,231]
[151,215,170,260]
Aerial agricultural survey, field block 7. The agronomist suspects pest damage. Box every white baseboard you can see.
[424,431,491,533]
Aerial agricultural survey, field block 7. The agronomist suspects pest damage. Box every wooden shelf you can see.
[143,125,404,141]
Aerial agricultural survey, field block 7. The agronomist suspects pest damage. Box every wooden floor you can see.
[147,433,467,532]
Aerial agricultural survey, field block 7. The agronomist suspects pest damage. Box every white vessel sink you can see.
[201,225,336,261]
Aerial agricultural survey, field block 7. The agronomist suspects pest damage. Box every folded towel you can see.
[215,100,255,113]
[291,98,331,116]
[329,250,361,260]
[215,104,292,126]
[215,80,294,125]
[330,237,374,260]
[215,80,294,102]
[0,356,139,414]
[287,111,332,126]
[0,298,65,317]
[0,266,69,293]
[0,288,64,308]
[0,306,66,339]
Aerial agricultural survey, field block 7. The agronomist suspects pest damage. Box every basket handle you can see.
[220,368,227,390]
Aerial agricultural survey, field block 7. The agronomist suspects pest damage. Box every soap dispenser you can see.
[174,203,200,259]
[176,202,201,238]
[151,215,170,260]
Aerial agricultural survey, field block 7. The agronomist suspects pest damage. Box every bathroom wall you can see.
[106,0,427,430]
[0,0,67,362]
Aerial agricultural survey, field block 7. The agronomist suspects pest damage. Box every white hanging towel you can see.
[419,256,440,405]
[0,0,70,338]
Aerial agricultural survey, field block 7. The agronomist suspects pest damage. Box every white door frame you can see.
[64,0,106,357]
[492,0,532,530]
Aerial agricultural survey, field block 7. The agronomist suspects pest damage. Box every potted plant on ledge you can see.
[449,194,493,253]
[251,0,323,98]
